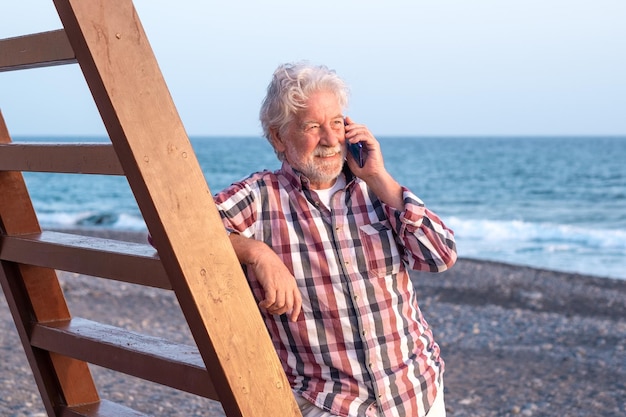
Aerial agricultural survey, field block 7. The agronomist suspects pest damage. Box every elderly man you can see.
[214,62,456,417]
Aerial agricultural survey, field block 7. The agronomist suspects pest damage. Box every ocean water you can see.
[15,135,626,281]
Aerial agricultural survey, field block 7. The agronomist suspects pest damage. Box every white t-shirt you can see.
[313,174,346,209]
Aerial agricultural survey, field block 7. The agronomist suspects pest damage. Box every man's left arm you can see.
[345,117,456,272]
[367,171,456,272]
[384,188,457,272]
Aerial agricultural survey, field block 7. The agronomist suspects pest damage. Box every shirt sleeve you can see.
[213,179,259,239]
[382,187,457,272]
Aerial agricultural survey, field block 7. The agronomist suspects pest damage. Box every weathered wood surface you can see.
[0,111,100,414]
[31,318,219,400]
[0,0,301,415]
[0,143,123,174]
[52,0,300,415]
[0,29,76,72]
[0,231,170,289]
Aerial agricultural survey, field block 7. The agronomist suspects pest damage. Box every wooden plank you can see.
[0,111,99,412]
[0,29,76,72]
[61,399,149,417]
[53,1,301,416]
[0,262,67,415]
[0,231,171,290]
[31,318,219,400]
[0,143,123,174]
[0,112,41,234]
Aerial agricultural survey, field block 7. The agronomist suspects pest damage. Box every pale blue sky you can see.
[1,0,625,137]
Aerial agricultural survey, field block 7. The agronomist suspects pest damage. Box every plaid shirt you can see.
[214,162,457,417]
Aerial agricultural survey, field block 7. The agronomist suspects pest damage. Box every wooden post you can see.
[50,1,300,416]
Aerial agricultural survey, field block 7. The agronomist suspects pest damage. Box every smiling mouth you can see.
[317,152,339,158]
[315,148,342,158]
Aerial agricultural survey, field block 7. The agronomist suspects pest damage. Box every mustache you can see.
[313,146,343,157]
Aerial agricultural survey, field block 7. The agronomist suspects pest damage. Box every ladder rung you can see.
[31,318,219,400]
[61,399,149,417]
[0,143,123,175]
[0,29,76,72]
[0,231,171,290]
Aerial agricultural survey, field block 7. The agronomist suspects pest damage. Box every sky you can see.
[1,0,625,137]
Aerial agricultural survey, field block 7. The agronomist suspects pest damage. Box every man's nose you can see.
[319,125,341,146]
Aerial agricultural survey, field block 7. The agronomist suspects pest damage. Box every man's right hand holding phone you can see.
[344,116,405,210]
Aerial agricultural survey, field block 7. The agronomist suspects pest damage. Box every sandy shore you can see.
[1,229,625,416]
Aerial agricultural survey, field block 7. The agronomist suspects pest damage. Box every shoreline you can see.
[55,226,626,283]
[1,229,624,416]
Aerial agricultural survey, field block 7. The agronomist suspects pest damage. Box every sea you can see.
[14,135,626,281]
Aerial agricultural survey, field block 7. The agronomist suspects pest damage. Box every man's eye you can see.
[304,124,320,132]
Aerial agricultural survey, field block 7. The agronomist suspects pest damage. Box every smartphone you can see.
[347,141,365,168]
[345,119,365,168]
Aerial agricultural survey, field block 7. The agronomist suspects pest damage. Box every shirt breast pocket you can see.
[358,221,403,278]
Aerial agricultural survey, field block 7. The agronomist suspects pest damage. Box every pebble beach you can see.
[1,230,625,417]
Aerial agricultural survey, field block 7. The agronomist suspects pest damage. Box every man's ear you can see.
[269,127,287,154]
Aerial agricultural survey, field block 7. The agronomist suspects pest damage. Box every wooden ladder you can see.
[0,1,300,416]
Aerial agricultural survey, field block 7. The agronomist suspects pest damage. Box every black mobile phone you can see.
[347,141,364,168]
[345,119,365,168]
